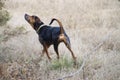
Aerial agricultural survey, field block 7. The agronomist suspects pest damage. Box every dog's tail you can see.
[49,18,64,34]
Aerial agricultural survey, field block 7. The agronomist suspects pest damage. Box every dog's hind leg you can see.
[53,43,60,59]
[63,37,76,63]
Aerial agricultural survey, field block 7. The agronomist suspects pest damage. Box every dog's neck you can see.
[33,21,44,31]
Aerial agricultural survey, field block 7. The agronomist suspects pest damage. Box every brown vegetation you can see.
[0,0,120,80]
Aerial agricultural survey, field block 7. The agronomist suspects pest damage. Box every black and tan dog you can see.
[24,14,76,63]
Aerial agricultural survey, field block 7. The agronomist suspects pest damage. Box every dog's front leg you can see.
[43,43,51,60]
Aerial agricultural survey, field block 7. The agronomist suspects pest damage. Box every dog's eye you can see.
[35,16,38,19]
[31,16,34,18]
[31,15,40,22]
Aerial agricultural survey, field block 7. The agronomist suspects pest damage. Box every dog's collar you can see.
[36,24,46,33]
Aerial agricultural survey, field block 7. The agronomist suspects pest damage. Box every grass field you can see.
[0,0,120,80]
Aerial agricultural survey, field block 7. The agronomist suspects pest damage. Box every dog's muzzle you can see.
[24,14,29,21]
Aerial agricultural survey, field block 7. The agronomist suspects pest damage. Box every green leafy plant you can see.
[50,56,74,70]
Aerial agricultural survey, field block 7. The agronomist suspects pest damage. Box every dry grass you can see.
[0,0,120,80]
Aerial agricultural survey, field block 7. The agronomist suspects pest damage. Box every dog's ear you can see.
[33,21,44,27]
[35,18,41,22]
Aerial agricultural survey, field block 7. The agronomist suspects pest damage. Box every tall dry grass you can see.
[0,0,120,80]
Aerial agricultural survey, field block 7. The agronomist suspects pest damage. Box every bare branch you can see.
[57,30,114,80]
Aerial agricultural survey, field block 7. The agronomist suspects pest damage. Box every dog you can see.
[24,14,76,63]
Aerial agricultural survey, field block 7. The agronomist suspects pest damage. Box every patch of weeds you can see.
[0,26,27,42]
[49,56,74,70]
[4,26,27,36]
[0,46,14,63]
[16,26,26,31]
[0,34,5,42]
[8,26,27,36]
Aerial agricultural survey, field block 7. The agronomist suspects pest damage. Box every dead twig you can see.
[57,30,114,80]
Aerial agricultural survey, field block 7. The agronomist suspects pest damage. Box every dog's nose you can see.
[24,14,28,20]
[25,14,28,16]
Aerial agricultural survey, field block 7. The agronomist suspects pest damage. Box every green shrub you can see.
[0,10,10,26]
[0,0,4,10]
[0,0,10,26]
[50,56,74,70]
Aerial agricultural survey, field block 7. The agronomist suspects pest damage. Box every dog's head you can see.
[24,14,44,30]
